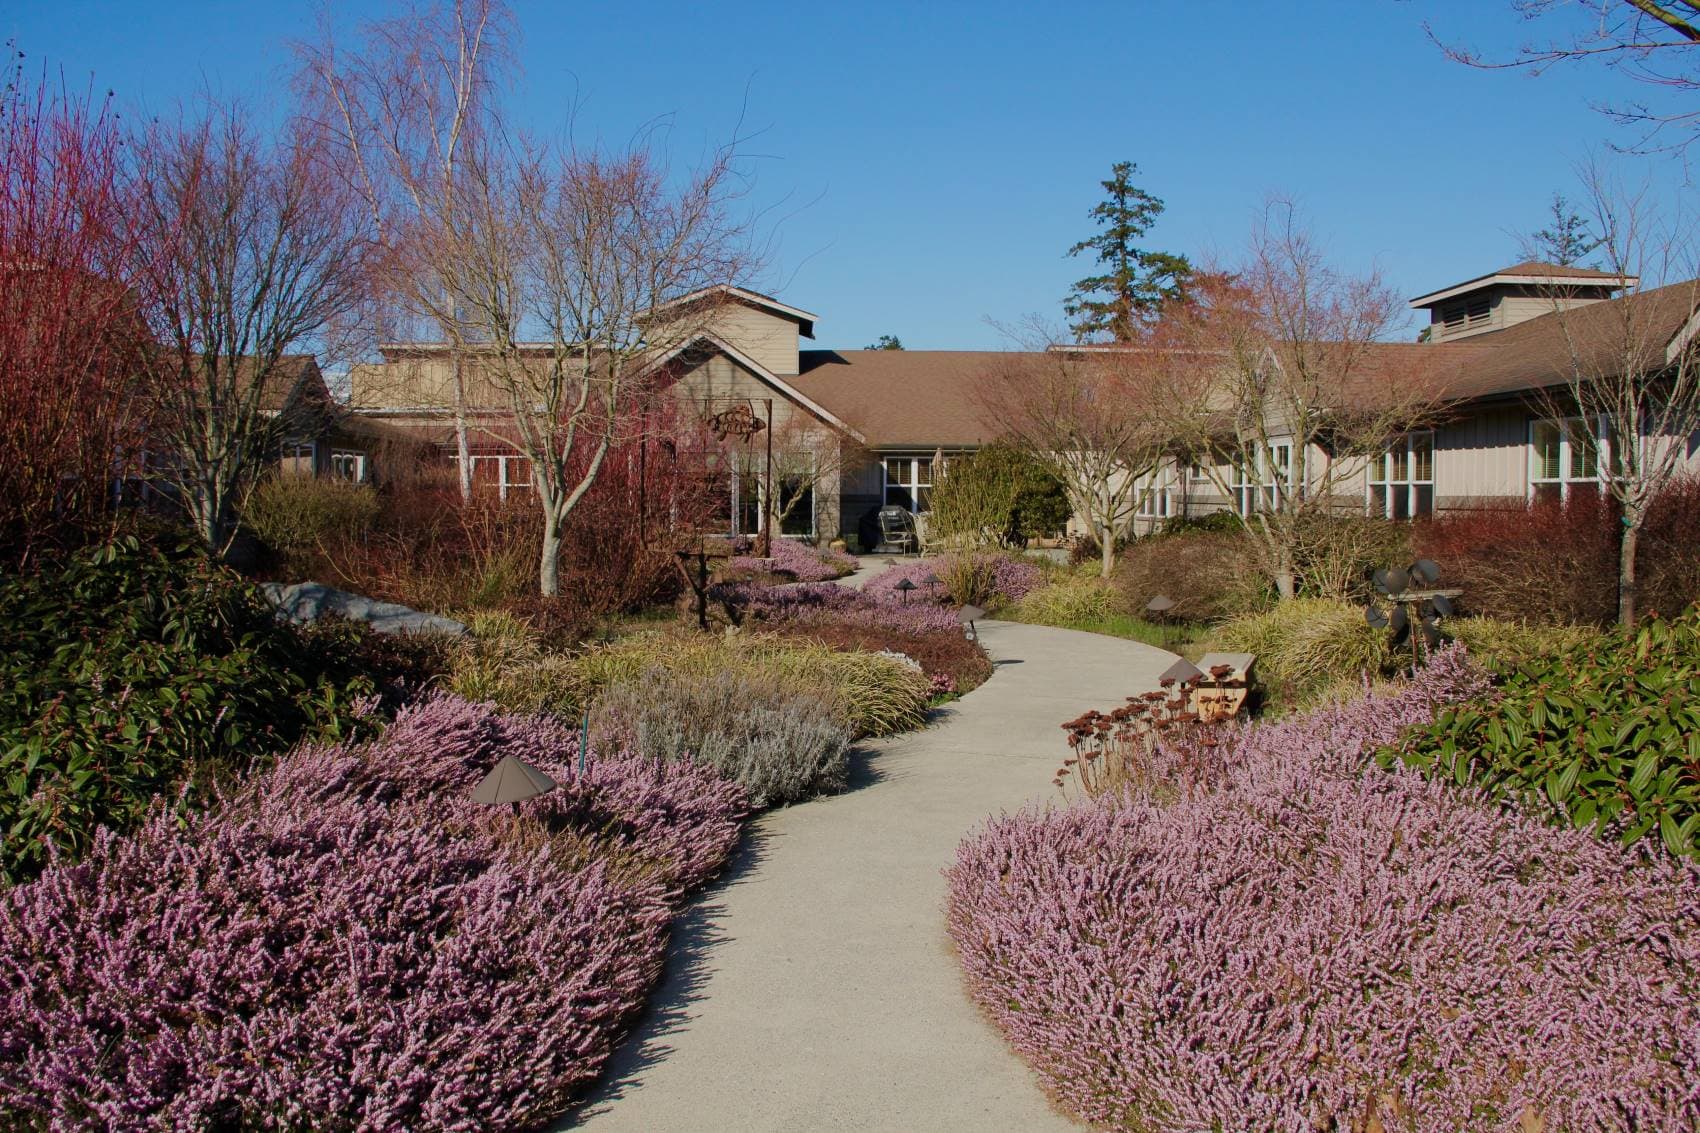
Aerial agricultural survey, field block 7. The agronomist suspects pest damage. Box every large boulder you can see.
[263,582,467,637]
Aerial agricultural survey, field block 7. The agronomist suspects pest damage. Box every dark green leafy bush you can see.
[0,538,375,882]
[1382,605,1700,858]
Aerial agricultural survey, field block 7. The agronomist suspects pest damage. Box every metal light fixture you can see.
[921,572,943,592]
[894,577,917,604]
[1146,594,1177,649]
[958,603,986,641]
[471,755,559,807]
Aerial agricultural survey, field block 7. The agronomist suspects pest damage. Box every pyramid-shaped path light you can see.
[470,754,559,807]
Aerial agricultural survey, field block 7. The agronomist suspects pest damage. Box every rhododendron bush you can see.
[0,695,748,1130]
[947,649,1700,1131]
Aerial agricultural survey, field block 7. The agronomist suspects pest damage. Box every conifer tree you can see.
[1533,192,1602,266]
[1063,161,1191,341]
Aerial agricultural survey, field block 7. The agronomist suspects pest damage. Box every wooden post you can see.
[760,398,774,557]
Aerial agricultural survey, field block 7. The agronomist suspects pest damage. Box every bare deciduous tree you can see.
[1148,204,1446,599]
[1524,167,1700,625]
[983,334,1170,577]
[448,140,755,595]
[1431,1,1700,152]
[296,0,512,502]
[128,109,378,554]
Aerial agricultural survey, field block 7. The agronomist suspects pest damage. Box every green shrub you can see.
[1211,598,1391,709]
[243,475,381,556]
[0,538,375,883]
[1151,511,1245,538]
[1444,616,1604,671]
[1383,605,1700,858]
[1011,576,1117,626]
[928,445,1070,549]
[592,669,851,807]
[1114,530,1270,623]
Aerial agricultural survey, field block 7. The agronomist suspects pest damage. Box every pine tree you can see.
[864,334,904,350]
[1533,193,1602,267]
[1063,161,1192,341]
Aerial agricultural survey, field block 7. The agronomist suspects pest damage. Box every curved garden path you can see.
[568,615,1178,1131]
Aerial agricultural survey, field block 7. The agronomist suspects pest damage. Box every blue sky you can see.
[5,0,1693,348]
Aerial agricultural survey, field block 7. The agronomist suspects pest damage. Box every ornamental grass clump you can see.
[592,669,851,807]
[948,649,1700,1131]
[1010,574,1117,627]
[0,694,749,1130]
[1211,597,1391,709]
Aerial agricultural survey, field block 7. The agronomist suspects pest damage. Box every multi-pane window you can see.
[1136,468,1174,521]
[281,441,316,477]
[329,450,367,483]
[883,455,934,513]
[1368,431,1434,519]
[1530,416,1608,504]
[470,454,532,501]
[1234,443,1292,516]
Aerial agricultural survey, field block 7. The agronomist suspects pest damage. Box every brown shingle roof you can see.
[1421,280,1700,402]
[790,350,1019,447]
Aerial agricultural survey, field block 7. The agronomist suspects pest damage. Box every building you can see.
[344,266,1700,549]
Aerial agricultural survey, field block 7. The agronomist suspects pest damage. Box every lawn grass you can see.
[1007,609,1206,655]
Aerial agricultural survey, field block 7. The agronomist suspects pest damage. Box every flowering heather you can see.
[947,648,1700,1131]
[729,536,857,583]
[731,580,966,636]
[0,695,748,1130]
[863,552,1043,607]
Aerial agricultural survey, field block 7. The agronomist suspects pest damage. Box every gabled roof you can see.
[643,284,818,338]
[1409,260,1635,309]
[649,333,865,443]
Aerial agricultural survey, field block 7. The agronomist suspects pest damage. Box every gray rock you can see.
[263,581,467,637]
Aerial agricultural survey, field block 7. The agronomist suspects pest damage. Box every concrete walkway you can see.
[568,620,1177,1131]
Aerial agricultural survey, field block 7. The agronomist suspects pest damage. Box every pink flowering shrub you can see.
[0,695,748,1130]
[729,537,857,583]
[863,552,1042,608]
[947,648,1700,1131]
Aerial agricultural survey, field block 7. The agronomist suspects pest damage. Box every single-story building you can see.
[339,264,1700,549]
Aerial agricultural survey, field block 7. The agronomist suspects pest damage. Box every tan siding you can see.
[1436,406,1527,507]
[703,305,801,375]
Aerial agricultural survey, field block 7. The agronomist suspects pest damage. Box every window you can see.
[778,453,816,538]
[470,454,533,501]
[1529,416,1608,504]
[1136,468,1174,520]
[883,455,934,513]
[1235,443,1292,516]
[280,441,316,477]
[329,450,367,483]
[1368,431,1434,519]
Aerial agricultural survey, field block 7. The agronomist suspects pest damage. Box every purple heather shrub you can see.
[0,695,749,1130]
[730,580,965,636]
[863,552,1043,608]
[729,536,857,583]
[948,647,1700,1131]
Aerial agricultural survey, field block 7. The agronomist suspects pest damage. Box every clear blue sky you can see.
[5,0,1693,348]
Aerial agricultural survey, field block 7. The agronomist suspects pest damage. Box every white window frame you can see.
[1367,430,1435,520]
[329,449,367,483]
[1529,415,1610,503]
[1136,467,1174,520]
[471,454,533,501]
[1234,442,1291,516]
[776,450,817,540]
[882,454,934,514]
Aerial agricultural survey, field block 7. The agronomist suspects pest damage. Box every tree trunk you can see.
[539,505,562,597]
[1274,545,1297,601]
[452,350,472,504]
[1618,510,1641,628]
[1098,521,1116,578]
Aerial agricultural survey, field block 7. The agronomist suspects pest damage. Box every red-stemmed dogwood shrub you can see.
[947,648,1700,1131]
[0,694,748,1130]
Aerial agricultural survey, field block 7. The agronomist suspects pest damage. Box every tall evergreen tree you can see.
[1063,161,1192,341]
[1533,192,1602,266]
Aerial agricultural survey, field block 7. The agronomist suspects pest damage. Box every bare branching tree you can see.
[449,139,755,595]
[296,0,512,502]
[982,333,1170,578]
[127,108,378,554]
[1524,167,1700,624]
[1148,203,1446,599]
[1431,1,1700,152]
